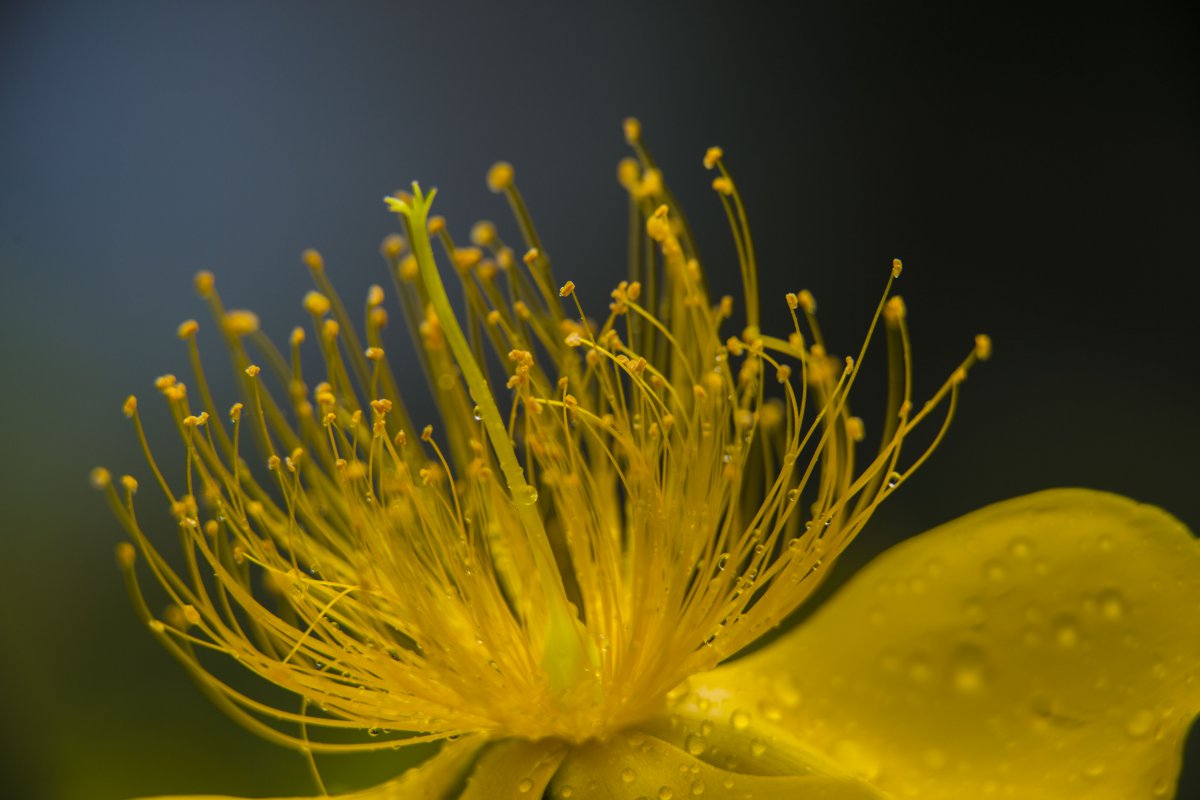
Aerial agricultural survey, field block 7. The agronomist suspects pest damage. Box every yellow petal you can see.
[684,489,1200,799]
[136,736,483,800]
[550,731,885,799]
[459,737,569,799]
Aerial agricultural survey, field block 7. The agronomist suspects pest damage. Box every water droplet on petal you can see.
[1054,615,1081,648]
[1127,710,1155,738]
[658,788,674,800]
[517,778,534,793]
[951,643,988,694]
[685,733,707,755]
[621,768,637,784]
[514,485,538,506]
[690,779,705,795]
[730,708,751,730]
[1098,588,1128,620]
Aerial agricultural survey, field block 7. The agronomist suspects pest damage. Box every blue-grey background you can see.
[1,1,1196,798]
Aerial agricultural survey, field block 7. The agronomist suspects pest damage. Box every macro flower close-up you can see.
[92,123,1199,799]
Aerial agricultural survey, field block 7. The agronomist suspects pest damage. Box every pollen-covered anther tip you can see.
[289,327,305,347]
[371,398,393,417]
[302,248,324,272]
[617,157,640,190]
[229,402,243,421]
[487,161,515,193]
[367,284,385,307]
[222,310,260,337]
[428,215,447,236]
[303,290,331,317]
[884,295,907,324]
[711,176,733,195]
[322,319,340,339]
[267,454,281,471]
[115,542,136,569]
[776,364,793,383]
[559,280,576,298]
[120,475,138,494]
[785,292,800,310]
[89,467,112,489]
[703,146,724,170]
[244,364,261,378]
[193,270,215,297]
[623,117,641,144]
[470,220,497,247]
[892,257,904,278]
[380,233,406,259]
[122,395,138,417]
[974,334,993,361]
[176,319,199,339]
[365,346,385,360]
[846,416,866,442]
[798,289,817,313]
[421,424,433,442]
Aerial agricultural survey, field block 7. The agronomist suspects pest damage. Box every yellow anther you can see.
[165,383,187,402]
[884,295,907,324]
[559,280,576,298]
[123,395,138,417]
[115,542,136,568]
[367,284,385,307]
[513,301,531,320]
[726,336,745,357]
[563,394,578,409]
[371,399,393,416]
[302,248,325,272]
[177,319,199,339]
[564,331,583,347]
[711,176,734,195]
[486,310,503,326]
[183,412,208,427]
[892,258,904,278]
[623,117,641,144]
[661,413,675,431]
[496,247,515,271]
[350,409,362,426]
[381,233,405,259]
[182,605,202,626]
[523,248,540,267]
[229,402,243,421]
[798,289,817,313]
[646,215,669,242]
[453,247,482,272]
[120,475,138,494]
[244,365,261,378]
[470,221,497,247]
[487,162,515,193]
[289,447,304,465]
[786,292,799,310]
[204,519,219,536]
[617,157,640,190]
[394,430,407,447]
[636,168,662,198]
[718,295,734,318]
[193,270,215,297]
[626,281,641,301]
[399,255,419,281]
[693,384,707,400]
[478,259,497,280]
[154,375,176,391]
[974,334,993,361]
[322,412,337,427]
[776,364,793,383]
[428,215,447,236]
[246,500,263,517]
[846,416,866,442]
[734,408,754,429]
[742,324,761,343]
[290,327,305,347]
[421,424,433,442]
[303,290,331,317]
[222,310,260,337]
[90,467,112,488]
[267,455,281,471]
[365,346,385,360]
[322,319,340,339]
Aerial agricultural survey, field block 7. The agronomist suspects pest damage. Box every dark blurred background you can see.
[1,1,1196,798]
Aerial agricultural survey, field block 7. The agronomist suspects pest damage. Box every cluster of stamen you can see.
[94,121,990,756]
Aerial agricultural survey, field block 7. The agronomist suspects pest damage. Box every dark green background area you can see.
[1,1,1196,798]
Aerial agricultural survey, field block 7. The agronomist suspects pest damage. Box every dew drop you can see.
[1009,537,1032,558]
[950,643,988,694]
[560,786,574,798]
[786,489,800,503]
[750,738,767,756]
[984,559,1009,583]
[1054,616,1081,648]
[715,553,730,571]
[658,788,674,800]
[1098,588,1127,620]
[517,778,534,793]
[685,733,707,755]
[472,406,483,421]
[730,708,751,730]
[1127,710,1155,738]
[690,779,705,795]
[621,768,637,784]
[514,485,539,506]
[963,598,986,625]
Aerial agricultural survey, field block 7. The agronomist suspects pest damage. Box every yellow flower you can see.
[95,123,1199,800]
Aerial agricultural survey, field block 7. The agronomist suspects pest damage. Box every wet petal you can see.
[137,736,483,800]
[550,731,885,799]
[460,738,568,799]
[686,489,1200,798]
